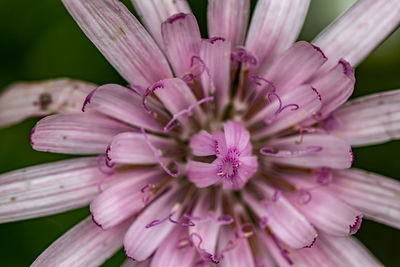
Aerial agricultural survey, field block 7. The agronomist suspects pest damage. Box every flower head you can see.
[0,0,400,266]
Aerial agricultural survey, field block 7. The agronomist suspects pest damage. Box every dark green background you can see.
[0,0,399,266]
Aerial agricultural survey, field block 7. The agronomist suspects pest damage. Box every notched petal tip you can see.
[338,58,355,81]
[165,12,188,24]
[349,214,363,235]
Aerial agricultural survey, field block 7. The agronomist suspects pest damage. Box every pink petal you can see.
[330,168,400,229]
[316,234,382,267]
[313,0,400,69]
[207,0,250,48]
[150,226,196,267]
[200,38,231,115]
[161,13,202,76]
[251,85,322,138]
[0,158,105,223]
[310,59,355,120]
[31,114,134,154]
[83,84,164,132]
[131,0,191,47]
[122,259,150,267]
[62,0,172,92]
[189,130,216,156]
[223,120,250,152]
[243,182,317,249]
[186,160,221,188]
[0,79,95,128]
[329,89,400,146]
[259,41,327,94]
[265,134,353,169]
[246,0,311,73]
[107,132,176,165]
[32,216,131,267]
[90,169,162,230]
[124,187,181,261]
[252,231,278,267]
[218,226,255,267]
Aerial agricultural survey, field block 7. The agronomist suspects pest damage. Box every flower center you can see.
[218,155,240,178]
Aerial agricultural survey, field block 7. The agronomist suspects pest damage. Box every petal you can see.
[243,182,317,249]
[207,0,250,48]
[252,231,278,267]
[200,38,231,115]
[161,13,202,76]
[186,160,220,188]
[0,158,105,223]
[31,114,134,154]
[260,41,327,94]
[246,0,311,72]
[150,226,196,267]
[90,169,162,230]
[310,59,355,120]
[313,0,400,68]
[329,89,400,146]
[251,85,322,138]
[316,234,382,267]
[62,0,172,92]
[106,132,176,165]
[0,79,95,128]
[189,130,217,156]
[122,259,150,267]
[330,168,400,229]
[124,187,181,261]
[223,120,250,152]
[131,0,191,47]
[265,134,353,169]
[83,84,163,132]
[218,226,255,267]
[32,216,131,267]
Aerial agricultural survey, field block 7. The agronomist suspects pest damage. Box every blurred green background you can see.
[0,0,399,266]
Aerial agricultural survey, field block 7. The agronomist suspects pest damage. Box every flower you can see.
[0,0,399,266]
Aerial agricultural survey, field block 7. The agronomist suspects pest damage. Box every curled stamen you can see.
[164,96,214,132]
[268,92,300,116]
[182,56,211,84]
[146,211,195,228]
[142,82,164,116]
[231,46,258,66]
[297,189,312,205]
[259,146,323,158]
[248,74,276,92]
[140,128,180,177]
[191,233,223,264]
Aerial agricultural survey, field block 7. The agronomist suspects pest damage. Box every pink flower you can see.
[0,0,399,266]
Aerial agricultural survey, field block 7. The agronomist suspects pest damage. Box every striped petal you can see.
[246,0,311,73]
[313,0,400,69]
[0,79,95,128]
[62,0,172,93]
[330,168,400,229]
[32,216,131,267]
[207,0,250,48]
[0,158,104,223]
[131,0,191,48]
[328,89,400,146]
[31,114,134,155]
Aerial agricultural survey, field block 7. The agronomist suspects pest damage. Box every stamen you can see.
[164,96,214,132]
[182,56,212,86]
[295,126,317,144]
[146,210,195,228]
[142,82,165,119]
[270,232,293,265]
[140,128,180,177]
[191,233,223,264]
[231,46,258,67]
[314,167,332,186]
[216,215,234,225]
[259,146,323,157]
[96,155,115,192]
[267,92,299,122]
[248,74,276,92]
[297,189,312,205]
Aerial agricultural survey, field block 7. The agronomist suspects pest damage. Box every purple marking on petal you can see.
[164,96,214,132]
[303,236,317,248]
[349,215,363,235]
[141,184,156,193]
[140,128,180,177]
[312,87,322,102]
[142,82,164,116]
[166,13,187,24]
[259,146,323,158]
[314,167,332,186]
[338,59,355,80]
[91,213,103,228]
[105,145,116,168]
[311,44,327,60]
[30,127,36,146]
[191,233,223,264]
[349,148,354,165]
[272,190,281,202]
[208,36,226,44]
[216,215,234,225]
[82,88,96,112]
[124,248,136,261]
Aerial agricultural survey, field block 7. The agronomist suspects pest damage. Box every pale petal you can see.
[252,231,278,267]
[189,130,216,156]
[330,168,400,229]
[329,89,400,146]
[131,0,191,47]
[313,0,400,69]
[264,134,353,169]
[223,120,250,152]
[0,158,105,223]
[62,0,172,92]
[243,182,317,249]
[90,169,162,230]
[32,216,131,267]
[83,84,163,132]
[161,13,202,76]
[186,160,220,188]
[207,0,250,48]
[0,79,95,128]
[150,226,196,267]
[246,0,311,72]
[316,235,382,267]
[122,259,150,267]
[31,114,134,154]
[124,187,181,261]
